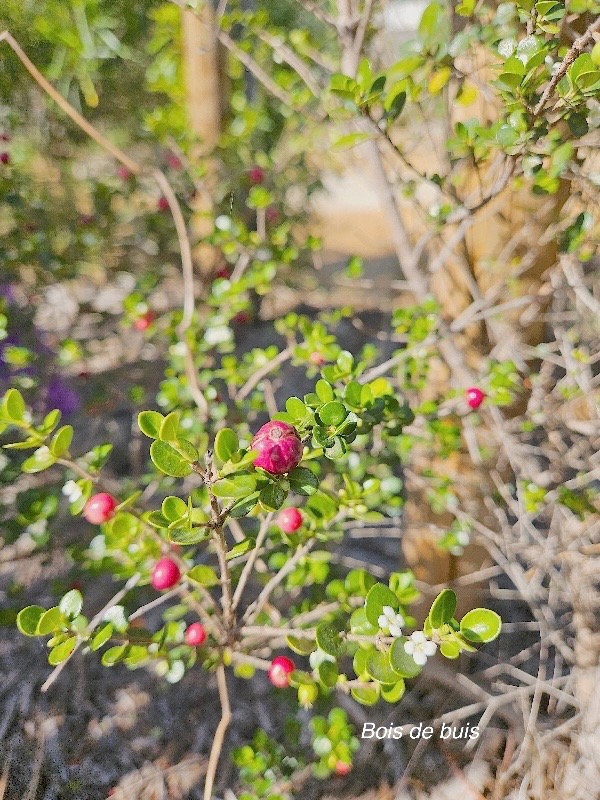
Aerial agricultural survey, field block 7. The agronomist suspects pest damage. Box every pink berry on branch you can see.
[165,151,183,170]
[248,166,265,185]
[184,622,207,646]
[133,311,155,331]
[157,196,170,212]
[278,507,303,533]
[268,655,295,688]
[335,761,352,777]
[151,557,181,591]
[0,152,10,165]
[83,493,118,524]
[251,421,303,475]
[466,387,485,409]
[309,352,326,367]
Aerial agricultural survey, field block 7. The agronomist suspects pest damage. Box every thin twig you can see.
[203,664,232,800]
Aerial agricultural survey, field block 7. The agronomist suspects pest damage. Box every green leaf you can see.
[37,607,66,636]
[389,637,423,678]
[319,401,348,427]
[351,684,380,705]
[318,660,338,687]
[2,388,26,422]
[162,496,188,521]
[259,482,286,511]
[315,380,334,403]
[212,473,257,498]
[101,644,129,666]
[17,605,46,636]
[460,608,502,643]
[428,589,457,628]
[215,428,239,462]
[286,635,315,656]
[332,132,373,151]
[288,466,319,496]
[285,397,306,419]
[187,565,219,587]
[381,680,406,702]
[91,622,114,651]
[59,589,83,619]
[168,528,209,546]
[428,66,451,94]
[22,446,57,474]
[315,621,345,658]
[150,440,195,478]
[226,538,254,560]
[48,636,77,665]
[366,649,399,684]
[159,411,180,442]
[138,411,165,439]
[364,582,399,626]
[146,511,170,529]
[50,425,73,457]
[440,640,461,659]
[228,491,260,518]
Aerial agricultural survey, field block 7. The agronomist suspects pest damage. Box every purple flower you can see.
[45,377,81,417]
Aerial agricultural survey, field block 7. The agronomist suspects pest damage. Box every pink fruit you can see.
[184,622,207,646]
[278,507,303,533]
[248,166,265,185]
[265,206,279,223]
[151,557,181,591]
[166,152,182,170]
[251,421,303,475]
[157,196,169,212]
[309,352,326,366]
[335,761,352,777]
[233,311,250,324]
[466,387,485,409]
[268,655,295,688]
[133,311,155,331]
[116,165,132,180]
[0,152,10,165]
[83,493,118,524]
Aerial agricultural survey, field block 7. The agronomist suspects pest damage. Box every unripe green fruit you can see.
[592,41,600,66]
[298,683,318,708]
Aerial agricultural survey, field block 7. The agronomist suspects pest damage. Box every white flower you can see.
[0,453,9,472]
[404,631,437,666]
[310,649,335,670]
[62,480,82,503]
[377,605,405,638]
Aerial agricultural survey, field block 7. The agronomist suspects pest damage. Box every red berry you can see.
[335,761,352,777]
[79,213,94,225]
[268,655,295,688]
[265,206,279,223]
[0,134,10,143]
[151,557,181,591]
[466,387,485,409]
[184,622,207,646]
[116,165,132,181]
[233,311,250,324]
[133,311,155,331]
[0,152,10,165]
[278,507,303,533]
[166,152,182,170]
[215,266,231,279]
[157,196,170,212]
[251,421,303,475]
[248,166,265,185]
[309,352,326,367]
[83,493,118,524]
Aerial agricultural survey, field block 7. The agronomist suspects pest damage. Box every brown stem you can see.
[533,17,600,116]
[203,664,232,800]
